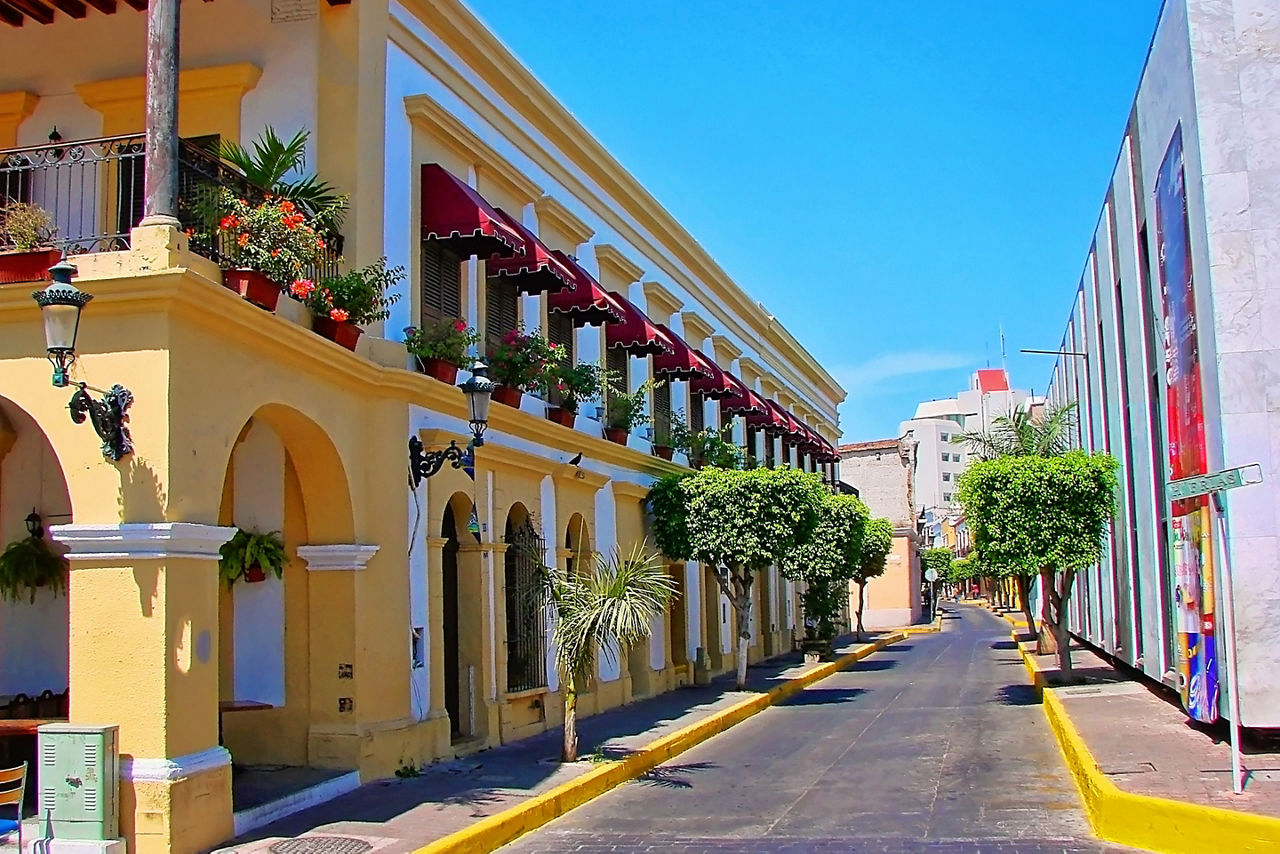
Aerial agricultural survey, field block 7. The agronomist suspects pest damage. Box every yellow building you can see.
[0,2,845,852]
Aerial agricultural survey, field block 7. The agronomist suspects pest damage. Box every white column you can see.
[540,475,559,692]
[594,484,619,681]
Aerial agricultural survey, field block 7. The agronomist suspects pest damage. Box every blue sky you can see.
[467,1,1164,441]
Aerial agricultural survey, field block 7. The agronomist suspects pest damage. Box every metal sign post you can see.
[1167,463,1262,795]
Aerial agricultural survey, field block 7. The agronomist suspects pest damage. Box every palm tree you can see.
[534,542,677,762]
[217,127,347,235]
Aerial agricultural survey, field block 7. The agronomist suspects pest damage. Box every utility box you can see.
[37,724,120,841]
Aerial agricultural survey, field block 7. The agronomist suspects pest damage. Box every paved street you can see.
[505,605,1124,853]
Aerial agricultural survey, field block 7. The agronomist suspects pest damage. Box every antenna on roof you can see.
[999,320,1007,379]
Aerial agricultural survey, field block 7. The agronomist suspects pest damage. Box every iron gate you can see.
[505,519,548,693]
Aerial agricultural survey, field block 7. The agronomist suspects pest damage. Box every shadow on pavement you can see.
[780,687,868,707]
[845,659,897,673]
[994,684,1042,706]
[634,761,717,789]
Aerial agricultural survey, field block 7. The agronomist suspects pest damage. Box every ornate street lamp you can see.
[408,359,495,487]
[24,510,43,540]
[32,259,135,461]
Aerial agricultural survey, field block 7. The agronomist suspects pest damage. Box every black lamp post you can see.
[409,359,495,487]
[24,510,43,540]
[32,259,135,462]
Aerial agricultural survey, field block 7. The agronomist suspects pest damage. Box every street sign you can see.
[924,568,939,583]
[1167,464,1262,500]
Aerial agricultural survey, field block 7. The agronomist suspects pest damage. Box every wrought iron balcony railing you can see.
[0,133,340,279]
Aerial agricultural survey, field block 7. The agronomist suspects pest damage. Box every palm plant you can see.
[952,402,1077,461]
[534,542,677,761]
[218,127,347,235]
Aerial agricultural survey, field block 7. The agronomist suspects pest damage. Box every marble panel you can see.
[1220,412,1274,536]
[1197,107,1249,174]
[1205,230,1256,290]
[1202,170,1253,233]
[1211,290,1264,354]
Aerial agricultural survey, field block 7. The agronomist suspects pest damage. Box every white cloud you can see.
[832,350,978,393]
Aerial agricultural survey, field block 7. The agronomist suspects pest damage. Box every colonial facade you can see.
[0,1,845,851]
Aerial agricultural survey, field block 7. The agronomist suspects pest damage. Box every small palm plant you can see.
[533,542,677,762]
[218,127,347,236]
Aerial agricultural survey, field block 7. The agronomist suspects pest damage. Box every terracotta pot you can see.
[603,427,629,445]
[0,247,62,285]
[493,385,523,408]
[313,315,364,351]
[243,564,267,584]
[419,357,460,384]
[654,445,675,461]
[223,268,281,311]
[546,406,577,427]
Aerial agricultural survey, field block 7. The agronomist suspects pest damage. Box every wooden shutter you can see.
[653,379,671,441]
[606,346,629,392]
[486,275,519,350]
[690,392,705,433]
[549,311,575,364]
[421,242,463,323]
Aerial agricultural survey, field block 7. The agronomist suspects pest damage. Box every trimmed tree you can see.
[956,450,1118,681]
[851,517,893,640]
[781,493,870,643]
[648,467,826,689]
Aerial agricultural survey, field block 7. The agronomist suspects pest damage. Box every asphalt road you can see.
[503,604,1128,854]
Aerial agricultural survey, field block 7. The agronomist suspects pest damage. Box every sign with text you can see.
[1167,465,1261,501]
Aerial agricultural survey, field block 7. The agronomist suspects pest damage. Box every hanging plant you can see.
[218,528,287,587]
[0,536,68,603]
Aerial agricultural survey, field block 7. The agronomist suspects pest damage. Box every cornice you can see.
[404,93,542,204]
[52,523,237,560]
[534,194,594,247]
[76,62,262,111]
[593,244,644,289]
[0,91,37,124]
[611,480,651,501]
[642,280,683,322]
[710,334,742,365]
[737,356,767,386]
[553,462,610,490]
[679,311,715,346]
[297,544,380,571]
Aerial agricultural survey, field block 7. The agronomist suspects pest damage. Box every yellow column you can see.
[53,523,235,854]
[425,536,452,758]
[0,91,36,147]
[456,543,500,746]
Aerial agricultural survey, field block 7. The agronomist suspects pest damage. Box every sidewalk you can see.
[216,632,910,854]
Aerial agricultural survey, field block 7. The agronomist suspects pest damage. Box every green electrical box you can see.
[37,724,119,841]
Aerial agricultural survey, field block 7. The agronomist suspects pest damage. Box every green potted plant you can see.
[0,534,67,603]
[541,361,605,427]
[218,191,332,311]
[0,202,60,285]
[403,317,480,383]
[299,258,404,351]
[652,409,687,461]
[487,326,565,408]
[603,377,659,445]
[217,528,287,585]
[687,424,745,469]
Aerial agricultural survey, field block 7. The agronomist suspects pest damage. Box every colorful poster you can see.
[1155,126,1218,723]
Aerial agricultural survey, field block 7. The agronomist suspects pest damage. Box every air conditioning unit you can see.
[37,723,119,841]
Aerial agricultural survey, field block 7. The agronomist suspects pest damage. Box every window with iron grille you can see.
[486,274,520,352]
[421,241,462,324]
[689,392,705,433]
[504,518,547,693]
[549,310,575,364]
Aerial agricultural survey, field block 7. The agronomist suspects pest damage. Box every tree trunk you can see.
[561,674,578,762]
[856,580,867,641]
[1015,574,1036,638]
[1037,567,1057,656]
[735,588,751,690]
[1054,568,1077,683]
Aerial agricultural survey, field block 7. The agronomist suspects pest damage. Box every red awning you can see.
[652,325,713,381]
[688,350,735,399]
[547,251,625,326]
[605,292,674,356]
[420,164,527,258]
[487,210,577,294]
[747,400,787,434]
[721,374,768,416]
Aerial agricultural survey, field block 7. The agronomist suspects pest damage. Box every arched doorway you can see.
[564,513,590,574]
[504,505,546,694]
[668,564,688,672]
[442,504,461,740]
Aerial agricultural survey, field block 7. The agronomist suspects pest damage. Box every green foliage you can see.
[855,517,893,583]
[920,547,953,583]
[782,493,870,639]
[403,317,479,367]
[219,192,328,286]
[541,361,607,413]
[646,474,693,562]
[672,419,744,469]
[800,581,848,641]
[303,258,404,325]
[953,403,1078,462]
[956,450,1118,578]
[0,536,67,603]
[218,127,347,234]
[946,554,976,583]
[488,326,566,391]
[217,528,287,587]
[605,377,660,432]
[1,201,55,251]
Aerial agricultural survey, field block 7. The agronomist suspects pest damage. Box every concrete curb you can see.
[1004,620,1280,853]
[414,630,910,854]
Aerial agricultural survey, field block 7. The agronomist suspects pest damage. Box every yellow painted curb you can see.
[1012,630,1280,853]
[414,630,909,854]
[903,614,944,635]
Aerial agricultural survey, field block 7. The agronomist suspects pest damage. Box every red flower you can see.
[219,215,239,230]
[237,232,250,247]
[317,238,326,250]
[279,200,296,214]
[330,308,350,322]
[454,320,466,332]
[290,278,315,298]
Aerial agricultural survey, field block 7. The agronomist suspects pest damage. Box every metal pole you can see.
[143,0,180,223]
[1211,491,1245,794]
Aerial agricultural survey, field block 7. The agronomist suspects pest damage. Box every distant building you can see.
[900,368,1036,512]
[838,438,923,628]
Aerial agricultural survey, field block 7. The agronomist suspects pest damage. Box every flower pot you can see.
[603,427,629,445]
[493,385,523,408]
[313,315,364,351]
[223,269,281,311]
[546,406,577,427]
[418,357,460,384]
[653,445,675,461]
[0,247,62,285]
[243,563,267,584]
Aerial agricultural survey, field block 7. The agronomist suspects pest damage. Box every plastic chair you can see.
[0,762,25,852]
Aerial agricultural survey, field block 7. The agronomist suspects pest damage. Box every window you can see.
[941,452,950,462]
[606,347,629,393]
[689,391,705,434]
[485,274,520,352]
[504,517,547,693]
[548,310,575,364]
[746,425,760,466]
[940,432,950,442]
[420,242,463,324]
[764,433,776,468]
[653,380,672,444]
[943,493,952,503]
[942,472,951,482]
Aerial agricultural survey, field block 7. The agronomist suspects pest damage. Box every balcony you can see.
[0,133,340,278]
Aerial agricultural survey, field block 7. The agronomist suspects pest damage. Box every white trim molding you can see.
[296,544,380,571]
[51,523,237,561]
[121,745,231,782]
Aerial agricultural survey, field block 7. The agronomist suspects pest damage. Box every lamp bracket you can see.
[408,436,471,488]
[69,383,134,461]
